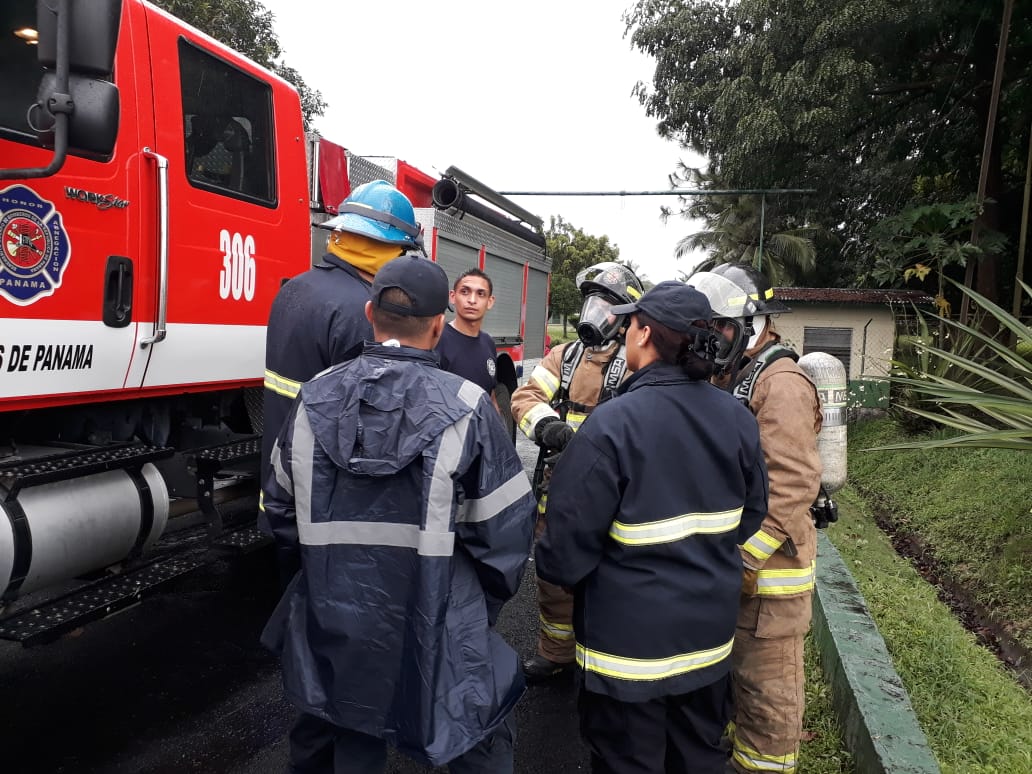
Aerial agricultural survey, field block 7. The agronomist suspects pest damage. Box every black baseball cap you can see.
[609,280,713,332]
[371,255,451,317]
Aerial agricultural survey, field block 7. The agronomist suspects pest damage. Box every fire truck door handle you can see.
[140,148,169,347]
[103,256,133,328]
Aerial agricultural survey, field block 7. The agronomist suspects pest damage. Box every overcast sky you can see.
[261,0,707,283]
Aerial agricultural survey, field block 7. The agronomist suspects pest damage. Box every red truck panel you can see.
[0,0,311,411]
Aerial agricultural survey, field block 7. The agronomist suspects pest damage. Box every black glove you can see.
[537,417,575,452]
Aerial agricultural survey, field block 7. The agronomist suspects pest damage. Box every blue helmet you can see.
[319,179,422,249]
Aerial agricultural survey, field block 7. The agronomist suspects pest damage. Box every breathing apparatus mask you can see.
[576,294,623,347]
[574,261,645,348]
[688,265,788,376]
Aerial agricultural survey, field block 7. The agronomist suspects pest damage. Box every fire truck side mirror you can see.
[35,73,119,158]
[37,0,121,78]
[31,0,122,161]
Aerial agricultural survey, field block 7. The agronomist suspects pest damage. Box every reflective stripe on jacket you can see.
[261,344,535,766]
[536,362,768,702]
[260,255,372,524]
[511,340,623,442]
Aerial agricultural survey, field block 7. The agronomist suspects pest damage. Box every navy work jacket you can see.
[261,255,372,510]
[536,361,768,702]
[261,343,534,766]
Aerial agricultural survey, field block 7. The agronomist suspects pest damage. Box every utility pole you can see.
[1013,121,1032,321]
[960,0,1013,324]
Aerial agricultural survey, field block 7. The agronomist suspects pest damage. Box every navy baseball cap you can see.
[609,280,713,332]
[371,255,451,317]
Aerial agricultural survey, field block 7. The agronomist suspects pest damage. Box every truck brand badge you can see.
[64,186,129,210]
[0,185,71,306]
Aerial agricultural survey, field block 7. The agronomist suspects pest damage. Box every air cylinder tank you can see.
[798,351,848,494]
[0,463,169,599]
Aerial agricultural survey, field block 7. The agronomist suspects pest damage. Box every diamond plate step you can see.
[0,553,207,646]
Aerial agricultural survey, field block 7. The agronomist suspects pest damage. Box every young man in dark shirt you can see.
[436,269,499,401]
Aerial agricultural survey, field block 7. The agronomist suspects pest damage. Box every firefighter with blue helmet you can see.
[260,180,423,584]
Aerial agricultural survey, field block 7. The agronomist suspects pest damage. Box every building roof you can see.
[773,287,935,305]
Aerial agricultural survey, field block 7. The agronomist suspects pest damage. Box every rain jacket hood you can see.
[306,344,467,477]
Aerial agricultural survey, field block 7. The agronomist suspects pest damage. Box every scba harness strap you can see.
[731,343,798,408]
[531,341,628,502]
[734,342,838,532]
[553,340,628,419]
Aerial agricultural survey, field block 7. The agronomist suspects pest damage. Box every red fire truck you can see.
[0,0,549,643]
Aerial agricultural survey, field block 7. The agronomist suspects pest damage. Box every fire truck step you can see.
[191,435,262,472]
[0,443,174,492]
[189,435,262,537]
[0,553,206,646]
[212,525,271,553]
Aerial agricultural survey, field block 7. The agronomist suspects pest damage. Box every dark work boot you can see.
[522,654,573,684]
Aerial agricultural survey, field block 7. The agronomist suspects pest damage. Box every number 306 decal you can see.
[219,229,256,301]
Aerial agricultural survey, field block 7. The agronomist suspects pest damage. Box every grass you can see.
[827,487,1032,773]
[547,323,579,346]
[848,417,1032,651]
[801,636,855,773]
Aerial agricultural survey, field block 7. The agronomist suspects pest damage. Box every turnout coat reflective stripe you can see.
[260,255,373,516]
[535,362,768,703]
[261,343,535,766]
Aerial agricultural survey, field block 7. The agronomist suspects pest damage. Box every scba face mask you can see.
[577,294,622,347]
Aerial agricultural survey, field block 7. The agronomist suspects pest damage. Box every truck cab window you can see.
[0,1,45,143]
[179,40,275,205]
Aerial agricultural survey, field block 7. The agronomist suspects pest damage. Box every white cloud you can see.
[262,0,708,282]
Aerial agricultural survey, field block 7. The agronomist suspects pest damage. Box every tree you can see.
[865,195,1007,314]
[549,277,581,337]
[626,0,1032,301]
[153,0,326,128]
[545,215,621,287]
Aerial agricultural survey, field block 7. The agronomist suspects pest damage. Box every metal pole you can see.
[1012,120,1032,320]
[497,188,816,197]
[757,194,767,272]
[960,0,1013,323]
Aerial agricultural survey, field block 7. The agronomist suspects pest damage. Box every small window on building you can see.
[803,326,852,377]
[179,40,275,205]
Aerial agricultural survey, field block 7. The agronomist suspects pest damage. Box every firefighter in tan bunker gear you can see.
[690,263,823,774]
[510,262,643,683]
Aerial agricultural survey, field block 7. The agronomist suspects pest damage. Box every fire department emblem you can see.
[0,185,71,306]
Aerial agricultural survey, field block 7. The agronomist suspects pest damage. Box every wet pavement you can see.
[0,390,591,773]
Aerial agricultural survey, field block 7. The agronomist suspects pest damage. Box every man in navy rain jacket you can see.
[261,255,535,773]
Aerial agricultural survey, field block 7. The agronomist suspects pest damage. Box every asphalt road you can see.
[0,410,590,773]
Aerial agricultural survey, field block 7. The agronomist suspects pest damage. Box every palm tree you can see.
[668,167,819,286]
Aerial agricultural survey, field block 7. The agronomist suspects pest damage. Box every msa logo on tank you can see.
[0,185,71,306]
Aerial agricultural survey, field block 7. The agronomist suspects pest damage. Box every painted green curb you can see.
[813,532,941,774]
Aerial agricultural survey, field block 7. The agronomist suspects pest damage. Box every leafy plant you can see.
[880,280,1032,450]
[865,197,1007,311]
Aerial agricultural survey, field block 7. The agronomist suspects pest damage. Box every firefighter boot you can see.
[522,654,573,683]
[525,574,575,684]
